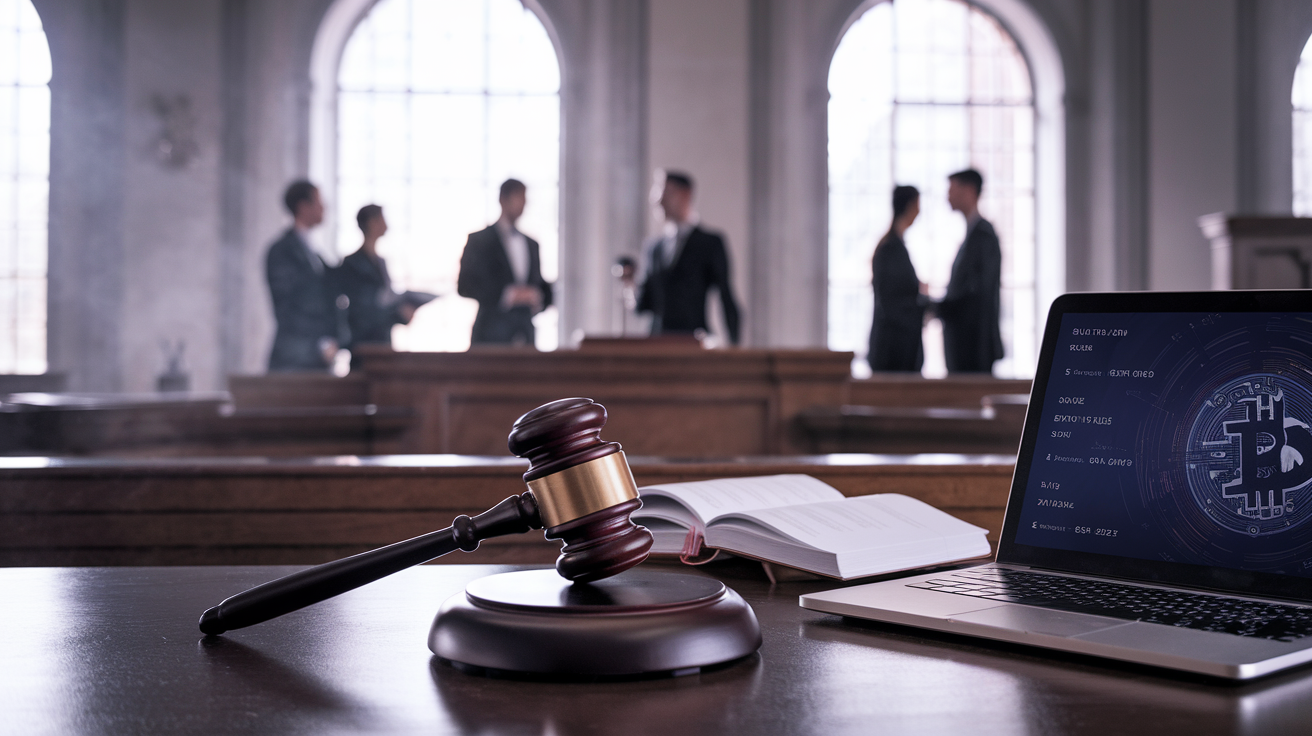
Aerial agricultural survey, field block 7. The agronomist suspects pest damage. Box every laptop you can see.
[801,290,1312,680]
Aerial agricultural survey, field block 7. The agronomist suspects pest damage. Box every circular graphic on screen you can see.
[1185,373,1312,536]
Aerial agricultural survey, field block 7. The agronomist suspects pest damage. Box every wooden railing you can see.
[0,454,1014,567]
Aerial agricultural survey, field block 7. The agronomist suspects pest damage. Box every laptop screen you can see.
[1002,293,1312,599]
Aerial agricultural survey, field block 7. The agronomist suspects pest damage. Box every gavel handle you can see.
[198,493,542,635]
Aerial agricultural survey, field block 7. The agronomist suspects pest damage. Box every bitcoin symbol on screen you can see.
[1186,375,1312,535]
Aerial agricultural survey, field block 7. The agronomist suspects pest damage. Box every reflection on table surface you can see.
[4,561,1311,735]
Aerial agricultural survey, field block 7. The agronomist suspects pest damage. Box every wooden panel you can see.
[0,392,412,458]
[602,400,770,455]
[849,375,1032,408]
[0,454,1013,565]
[795,406,1025,455]
[356,345,850,456]
[227,374,370,407]
[1199,215,1312,289]
[448,397,770,456]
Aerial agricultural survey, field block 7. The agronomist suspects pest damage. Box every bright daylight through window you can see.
[828,0,1035,378]
[0,0,48,374]
[1292,34,1312,216]
[337,0,560,352]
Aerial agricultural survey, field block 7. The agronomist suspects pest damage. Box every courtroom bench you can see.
[228,373,369,407]
[230,348,1033,459]
[0,391,412,457]
[849,374,1031,408]
[0,453,1014,567]
[0,372,66,393]
[350,344,854,457]
[795,393,1031,455]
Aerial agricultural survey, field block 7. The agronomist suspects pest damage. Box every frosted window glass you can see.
[1293,36,1312,216]
[337,0,559,352]
[828,0,1034,379]
[0,0,48,373]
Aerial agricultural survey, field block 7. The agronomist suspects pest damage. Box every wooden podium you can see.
[353,343,853,456]
[1198,214,1312,290]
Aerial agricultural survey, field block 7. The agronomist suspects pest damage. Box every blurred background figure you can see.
[938,169,1003,374]
[457,179,554,347]
[336,205,418,370]
[868,185,927,373]
[266,180,340,373]
[636,171,741,345]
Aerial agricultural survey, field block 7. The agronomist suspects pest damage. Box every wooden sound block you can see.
[428,568,762,677]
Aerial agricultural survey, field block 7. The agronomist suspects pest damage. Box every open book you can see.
[632,475,990,580]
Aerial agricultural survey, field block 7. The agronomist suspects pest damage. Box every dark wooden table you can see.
[4,562,1310,735]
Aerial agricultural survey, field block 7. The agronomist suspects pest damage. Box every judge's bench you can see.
[231,342,1031,457]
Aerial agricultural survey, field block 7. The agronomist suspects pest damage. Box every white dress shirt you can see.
[496,218,529,285]
[294,226,323,274]
[657,214,700,269]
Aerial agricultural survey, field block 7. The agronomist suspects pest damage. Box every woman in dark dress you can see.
[335,205,416,369]
[867,185,926,373]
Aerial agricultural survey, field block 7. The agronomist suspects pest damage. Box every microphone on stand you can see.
[612,256,637,336]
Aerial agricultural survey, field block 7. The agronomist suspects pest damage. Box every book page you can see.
[630,496,702,530]
[707,494,986,555]
[637,475,843,525]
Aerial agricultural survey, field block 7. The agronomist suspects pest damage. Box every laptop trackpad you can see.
[951,605,1127,637]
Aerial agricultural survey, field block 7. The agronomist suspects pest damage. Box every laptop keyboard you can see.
[908,567,1312,642]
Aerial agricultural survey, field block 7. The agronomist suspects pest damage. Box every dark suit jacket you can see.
[636,226,741,344]
[265,229,340,372]
[337,248,406,353]
[868,232,925,372]
[938,218,1004,373]
[456,225,553,346]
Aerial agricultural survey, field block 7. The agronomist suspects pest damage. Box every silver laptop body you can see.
[802,291,1312,680]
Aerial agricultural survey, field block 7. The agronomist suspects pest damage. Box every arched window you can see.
[829,0,1036,378]
[335,0,560,352]
[1293,35,1312,215]
[0,0,49,373]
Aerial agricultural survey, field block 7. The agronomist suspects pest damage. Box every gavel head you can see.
[508,398,653,583]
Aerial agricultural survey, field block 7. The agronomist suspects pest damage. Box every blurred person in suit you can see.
[457,179,553,346]
[636,171,741,345]
[938,168,1004,374]
[868,185,927,373]
[336,204,416,369]
[265,180,341,372]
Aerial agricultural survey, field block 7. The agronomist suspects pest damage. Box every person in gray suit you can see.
[265,180,341,372]
[457,179,553,346]
[937,168,1004,374]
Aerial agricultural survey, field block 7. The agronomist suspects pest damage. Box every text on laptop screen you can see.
[1016,312,1312,578]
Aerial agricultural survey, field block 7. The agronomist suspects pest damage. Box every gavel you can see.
[198,398,654,635]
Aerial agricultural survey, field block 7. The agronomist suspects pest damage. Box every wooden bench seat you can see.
[795,393,1031,455]
[0,392,412,457]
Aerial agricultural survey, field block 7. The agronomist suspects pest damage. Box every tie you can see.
[662,232,678,269]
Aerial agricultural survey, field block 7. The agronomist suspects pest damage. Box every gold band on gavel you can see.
[526,451,639,528]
